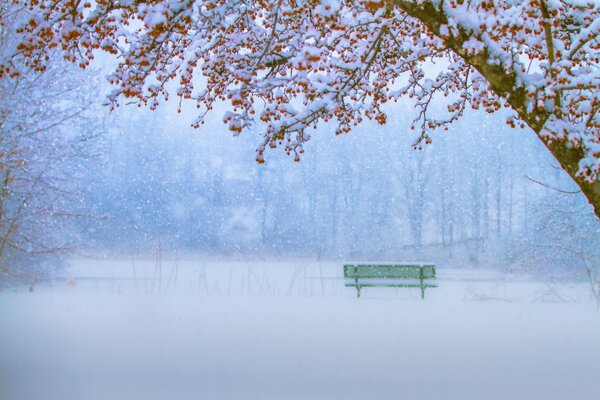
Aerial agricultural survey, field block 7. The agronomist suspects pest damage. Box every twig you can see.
[523,175,580,194]
[131,256,138,293]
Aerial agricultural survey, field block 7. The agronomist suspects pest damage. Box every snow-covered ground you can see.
[1,257,599,400]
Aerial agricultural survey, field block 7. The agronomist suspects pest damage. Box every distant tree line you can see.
[78,104,600,278]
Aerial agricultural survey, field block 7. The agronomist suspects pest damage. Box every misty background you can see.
[80,75,600,270]
[1,59,599,283]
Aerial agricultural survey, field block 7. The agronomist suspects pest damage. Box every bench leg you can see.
[357,286,361,298]
[421,285,425,299]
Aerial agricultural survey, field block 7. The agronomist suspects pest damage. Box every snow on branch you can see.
[2,0,599,211]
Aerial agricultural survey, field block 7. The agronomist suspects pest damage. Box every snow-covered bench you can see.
[343,263,437,299]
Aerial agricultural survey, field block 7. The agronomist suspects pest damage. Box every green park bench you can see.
[344,263,437,299]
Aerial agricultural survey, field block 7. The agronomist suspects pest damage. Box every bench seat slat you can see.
[345,270,434,279]
[344,283,438,288]
[344,265,436,279]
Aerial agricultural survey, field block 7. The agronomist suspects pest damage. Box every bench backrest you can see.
[344,264,436,280]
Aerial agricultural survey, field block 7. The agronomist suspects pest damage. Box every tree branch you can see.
[392,0,600,219]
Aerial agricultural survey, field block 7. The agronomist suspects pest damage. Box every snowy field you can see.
[1,257,599,400]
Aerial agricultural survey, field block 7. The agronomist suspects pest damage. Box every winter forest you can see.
[79,93,600,270]
[0,0,597,283]
[1,1,600,399]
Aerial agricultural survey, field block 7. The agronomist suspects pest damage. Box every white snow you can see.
[1,258,599,400]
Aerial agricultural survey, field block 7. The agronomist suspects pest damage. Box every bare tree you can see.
[0,5,101,285]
